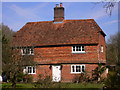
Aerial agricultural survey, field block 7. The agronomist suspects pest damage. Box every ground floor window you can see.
[23,66,36,74]
[71,65,85,74]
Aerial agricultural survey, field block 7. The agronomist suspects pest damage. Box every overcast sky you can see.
[2,2,119,41]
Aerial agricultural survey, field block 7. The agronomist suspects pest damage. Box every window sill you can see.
[71,72,84,74]
[72,51,86,54]
[28,73,36,75]
[22,54,34,56]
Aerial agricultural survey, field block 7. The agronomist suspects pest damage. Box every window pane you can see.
[72,66,75,72]
[82,46,85,51]
[76,66,81,72]
[33,67,35,73]
[82,66,85,72]
[23,49,26,54]
[73,46,75,51]
[76,46,79,51]
[26,49,30,54]
[78,46,81,51]
[28,67,32,73]
[31,49,34,54]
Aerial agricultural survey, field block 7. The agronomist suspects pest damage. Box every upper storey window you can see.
[72,46,85,53]
[100,46,104,52]
[21,48,34,55]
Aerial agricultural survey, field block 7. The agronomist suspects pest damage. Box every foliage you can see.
[91,64,107,82]
[2,23,15,42]
[34,74,53,88]
[72,73,90,83]
[104,32,120,88]
[1,24,35,88]
[104,69,120,88]
[23,74,33,83]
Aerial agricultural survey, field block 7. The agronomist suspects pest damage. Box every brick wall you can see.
[32,65,52,81]
[98,33,106,63]
[61,64,98,82]
[34,45,100,64]
[32,64,98,82]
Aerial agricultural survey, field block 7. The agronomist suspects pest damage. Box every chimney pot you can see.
[56,4,59,7]
[60,3,63,7]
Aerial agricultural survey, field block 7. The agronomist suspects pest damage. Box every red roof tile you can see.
[12,19,106,47]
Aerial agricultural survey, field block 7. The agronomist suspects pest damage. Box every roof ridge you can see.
[64,19,94,21]
[27,21,53,24]
[26,19,95,24]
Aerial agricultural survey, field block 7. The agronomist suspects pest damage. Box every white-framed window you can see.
[21,48,34,55]
[72,46,85,53]
[71,65,85,74]
[23,66,36,74]
[100,46,104,52]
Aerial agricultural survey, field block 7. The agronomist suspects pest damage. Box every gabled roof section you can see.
[12,19,105,47]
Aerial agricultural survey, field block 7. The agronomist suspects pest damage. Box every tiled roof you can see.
[12,19,106,47]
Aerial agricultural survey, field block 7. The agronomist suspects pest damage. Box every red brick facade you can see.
[31,36,106,82]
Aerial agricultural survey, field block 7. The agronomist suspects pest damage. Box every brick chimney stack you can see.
[54,3,64,22]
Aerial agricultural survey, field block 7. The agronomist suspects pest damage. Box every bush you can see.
[23,74,33,83]
[104,69,120,88]
[16,73,25,82]
[72,73,90,83]
[34,74,53,88]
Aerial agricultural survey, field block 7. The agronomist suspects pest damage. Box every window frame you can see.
[72,46,85,53]
[24,66,36,74]
[21,48,34,55]
[71,65,85,74]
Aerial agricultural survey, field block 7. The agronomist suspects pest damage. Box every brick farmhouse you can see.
[12,3,106,82]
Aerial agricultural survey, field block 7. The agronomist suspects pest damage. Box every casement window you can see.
[23,66,36,74]
[72,46,85,53]
[21,48,34,55]
[71,65,85,74]
[100,46,104,52]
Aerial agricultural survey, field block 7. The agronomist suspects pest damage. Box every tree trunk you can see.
[11,74,16,89]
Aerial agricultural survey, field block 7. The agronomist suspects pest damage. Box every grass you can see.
[62,83,104,88]
[2,83,104,88]
[2,83,34,88]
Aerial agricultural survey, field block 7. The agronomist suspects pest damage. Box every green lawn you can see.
[2,83,104,88]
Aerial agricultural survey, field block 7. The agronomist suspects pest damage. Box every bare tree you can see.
[107,32,120,65]
[95,0,118,16]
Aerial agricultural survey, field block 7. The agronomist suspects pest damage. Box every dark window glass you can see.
[82,46,85,51]
[72,66,75,72]
[78,46,81,51]
[31,49,34,54]
[76,46,79,51]
[82,66,85,72]
[76,66,81,72]
[73,46,75,51]
[33,67,35,73]
[26,49,30,54]
[28,67,32,73]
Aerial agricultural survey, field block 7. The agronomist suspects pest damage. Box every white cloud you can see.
[104,20,120,25]
[9,3,49,20]
[89,8,107,20]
